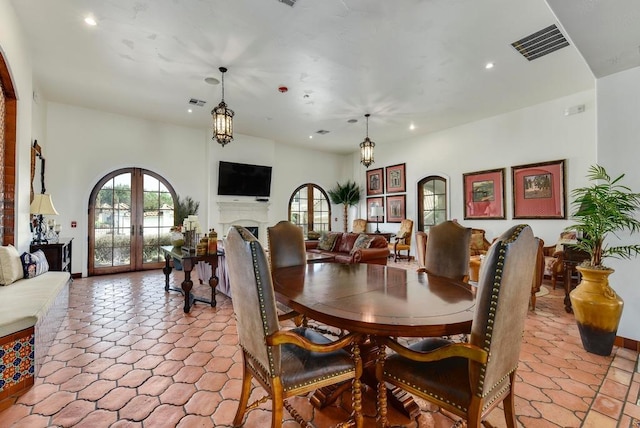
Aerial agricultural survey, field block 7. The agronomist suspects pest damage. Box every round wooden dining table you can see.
[272,262,476,419]
[272,262,476,337]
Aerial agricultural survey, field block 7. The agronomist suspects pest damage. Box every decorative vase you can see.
[569,266,623,356]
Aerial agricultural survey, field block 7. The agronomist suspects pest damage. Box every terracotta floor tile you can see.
[49,398,96,427]
[76,379,117,401]
[32,390,77,416]
[73,408,119,428]
[582,410,618,428]
[1,271,638,427]
[118,394,160,421]
[16,382,60,406]
[97,386,137,411]
[144,403,186,427]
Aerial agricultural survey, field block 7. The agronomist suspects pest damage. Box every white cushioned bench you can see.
[0,271,71,405]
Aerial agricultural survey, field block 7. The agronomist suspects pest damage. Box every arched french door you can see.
[88,168,176,275]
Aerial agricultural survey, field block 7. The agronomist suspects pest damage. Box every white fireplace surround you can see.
[217,201,270,244]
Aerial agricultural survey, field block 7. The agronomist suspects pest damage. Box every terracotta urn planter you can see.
[569,266,623,356]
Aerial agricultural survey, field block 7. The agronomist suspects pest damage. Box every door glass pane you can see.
[142,173,173,264]
[93,173,132,268]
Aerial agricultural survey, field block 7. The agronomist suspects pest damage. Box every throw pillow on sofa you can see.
[20,250,50,279]
[317,232,340,251]
[350,234,374,255]
[0,244,25,285]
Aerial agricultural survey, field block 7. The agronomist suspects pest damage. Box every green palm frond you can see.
[328,181,362,232]
[567,165,640,267]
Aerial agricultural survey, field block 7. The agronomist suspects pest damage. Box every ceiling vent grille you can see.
[189,98,206,107]
[511,24,569,61]
[316,130,330,135]
[278,0,297,6]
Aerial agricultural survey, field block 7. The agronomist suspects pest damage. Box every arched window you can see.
[417,176,447,232]
[288,184,331,237]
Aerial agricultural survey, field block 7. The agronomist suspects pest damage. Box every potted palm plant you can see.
[328,181,362,233]
[567,165,640,356]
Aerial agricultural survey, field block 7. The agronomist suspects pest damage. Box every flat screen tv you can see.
[217,161,272,197]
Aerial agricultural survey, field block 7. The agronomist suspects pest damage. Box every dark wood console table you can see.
[366,232,394,242]
[160,246,219,313]
[563,246,590,313]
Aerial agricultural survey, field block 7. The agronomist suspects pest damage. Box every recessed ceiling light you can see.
[188,109,193,113]
[84,17,97,26]
[485,62,494,69]
[347,119,358,124]
[409,123,415,130]
[204,77,220,85]
[309,135,313,139]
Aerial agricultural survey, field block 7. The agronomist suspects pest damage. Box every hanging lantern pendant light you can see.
[212,67,235,147]
[360,113,375,167]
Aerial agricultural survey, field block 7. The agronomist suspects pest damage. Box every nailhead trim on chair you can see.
[476,224,527,399]
[384,225,530,413]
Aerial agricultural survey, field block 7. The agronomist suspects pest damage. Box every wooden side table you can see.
[30,238,73,273]
[160,246,219,313]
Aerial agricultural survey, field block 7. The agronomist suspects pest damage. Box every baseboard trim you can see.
[615,336,640,352]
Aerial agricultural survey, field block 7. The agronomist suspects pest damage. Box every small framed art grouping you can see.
[385,163,406,193]
[512,159,566,219]
[366,168,384,196]
[386,195,406,223]
[463,168,506,220]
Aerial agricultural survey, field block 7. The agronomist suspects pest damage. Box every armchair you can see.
[352,218,367,233]
[225,226,363,428]
[376,225,537,428]
[388,219,413,262]
[543,231,576,289]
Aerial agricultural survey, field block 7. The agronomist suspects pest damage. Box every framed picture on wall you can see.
[366,197,384,222]
[386,195,406,223]
[463,168,506,219]
[366,168,384,196]
[385,163,406,193]
[512,159,566,219]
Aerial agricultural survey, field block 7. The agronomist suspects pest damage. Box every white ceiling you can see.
[9,0,640,155]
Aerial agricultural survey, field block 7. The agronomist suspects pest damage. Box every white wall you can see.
[351,90,596,247]
[44,102,350,275]
[0,0,35,251]
[597,66,640,341]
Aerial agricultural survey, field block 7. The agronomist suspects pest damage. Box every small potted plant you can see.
[567,165,640,356]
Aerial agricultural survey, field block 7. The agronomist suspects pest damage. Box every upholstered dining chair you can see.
[267,221,306,325]
[225,226,363,428]
[376,224,537,428]
[422,220,471,282]
[530,237,545,311]
[389,219,413,262]
[352,218,367,234]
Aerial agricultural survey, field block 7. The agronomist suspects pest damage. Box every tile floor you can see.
[1,261,639,427]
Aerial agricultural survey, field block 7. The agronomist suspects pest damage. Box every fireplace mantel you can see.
[217,200,271,243]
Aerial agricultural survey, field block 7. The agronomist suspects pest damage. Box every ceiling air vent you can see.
[278,0,297,6]
[316,130,330,135]
[511,24,569,61]
[188,98,206,107]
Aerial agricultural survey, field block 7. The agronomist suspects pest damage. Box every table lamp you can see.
[30,194,59,244]
[370,205,384,233]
